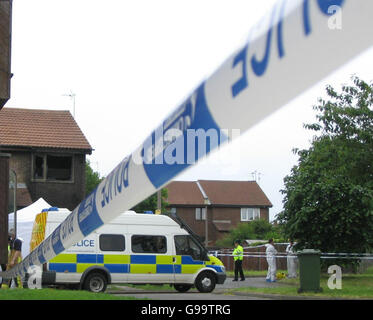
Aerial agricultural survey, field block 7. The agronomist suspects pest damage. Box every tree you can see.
[215,219,282,248]
[85,160,104,196]
[277,76,373,255]
[131,189,169,214]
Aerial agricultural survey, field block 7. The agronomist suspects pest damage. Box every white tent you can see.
[8,198,52,258]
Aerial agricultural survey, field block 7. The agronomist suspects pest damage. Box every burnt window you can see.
[33,154,73,182]
[47,155,72,181]
[33,155,44,179]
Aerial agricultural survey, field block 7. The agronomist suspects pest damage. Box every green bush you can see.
[215,219,283,248]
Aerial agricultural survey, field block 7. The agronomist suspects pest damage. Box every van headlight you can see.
[220,266,226,273]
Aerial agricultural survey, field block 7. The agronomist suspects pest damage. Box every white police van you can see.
[34,210,226,293]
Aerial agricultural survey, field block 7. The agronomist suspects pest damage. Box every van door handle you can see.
[172,257,176,263]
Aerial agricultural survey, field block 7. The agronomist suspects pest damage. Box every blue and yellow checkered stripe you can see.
[48,254,224,274]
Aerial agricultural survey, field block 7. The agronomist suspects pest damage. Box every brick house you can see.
[166,180,272,245]
[0,107,93,210]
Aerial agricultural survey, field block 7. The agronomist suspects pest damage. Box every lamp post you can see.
[0,153,11,265]
[157,189,161,212]
[204,197,210,247]
[10,169,17,237]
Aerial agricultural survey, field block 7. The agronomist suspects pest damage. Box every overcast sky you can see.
[6,0,373,220]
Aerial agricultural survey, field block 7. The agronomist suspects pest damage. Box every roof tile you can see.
[0,107,92,152]
[198,180,272,207]
[166,181,205,205]
[166,180,272,207]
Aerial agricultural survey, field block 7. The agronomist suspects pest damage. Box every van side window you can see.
[174,235,204,261]
[99,234,125,251]
[131,235,167,254]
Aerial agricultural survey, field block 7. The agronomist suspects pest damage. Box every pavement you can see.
[213,276,326,300]
[107,276,364,300]
[217,276,285,290]
[106,276,326,300]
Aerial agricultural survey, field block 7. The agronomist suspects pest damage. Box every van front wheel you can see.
[83,272,107,293]
[195,272,216,293]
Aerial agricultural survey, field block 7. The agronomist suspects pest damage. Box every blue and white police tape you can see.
[214,254,292,259]
[321,253,373,256]
[213,253,373,260]
[2,0,373,279]
[320,256,373,260]
[320,253,373,260]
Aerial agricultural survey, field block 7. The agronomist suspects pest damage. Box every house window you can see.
[195,207,206,221]
[32,154,73,182]
[241,208,260,221]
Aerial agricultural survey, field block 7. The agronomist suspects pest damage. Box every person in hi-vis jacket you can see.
[265,239,277,282]
[232,240,245,281]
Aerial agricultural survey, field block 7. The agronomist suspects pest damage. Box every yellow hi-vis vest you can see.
[233,245,243,261]
[8,241,22,269]
[7,244,22,288]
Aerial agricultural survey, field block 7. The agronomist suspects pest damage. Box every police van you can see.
[31,209,226,293]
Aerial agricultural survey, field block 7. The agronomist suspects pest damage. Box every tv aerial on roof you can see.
[62,90,76,119]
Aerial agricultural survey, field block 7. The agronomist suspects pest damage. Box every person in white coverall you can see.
[265,239,277,282]
[286,240,297,278]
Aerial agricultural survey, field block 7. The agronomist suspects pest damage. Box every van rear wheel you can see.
[195,271,216,293]
[174,284,192,293]
[83,272,107,293]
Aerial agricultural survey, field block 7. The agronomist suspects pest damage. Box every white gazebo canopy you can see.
[8,198,52,257]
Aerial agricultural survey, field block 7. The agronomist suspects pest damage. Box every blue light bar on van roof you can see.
[42,207,59,212]
[144,211,154,214]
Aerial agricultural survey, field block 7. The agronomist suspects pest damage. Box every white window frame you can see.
[195,207,206,221]
[240,208,260,221]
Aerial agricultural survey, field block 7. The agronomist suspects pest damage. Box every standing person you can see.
[286,240,297,278]
[265,239,277,283]
[232,240,245,281]
[7,229,23,288]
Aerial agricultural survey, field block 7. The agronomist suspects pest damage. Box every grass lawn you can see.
[0,288,139,300]
[230,267,373,299]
